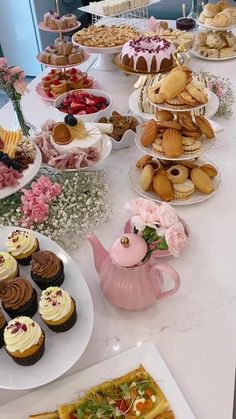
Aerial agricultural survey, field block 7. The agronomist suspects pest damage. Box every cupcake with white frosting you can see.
[6,230,39,265]
[0,251,19,291]
[39,286,77,332]
[4,316,45,365]
[0,308,7,349]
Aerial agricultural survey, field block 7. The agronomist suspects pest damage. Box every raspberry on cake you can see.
[121,36,176,73]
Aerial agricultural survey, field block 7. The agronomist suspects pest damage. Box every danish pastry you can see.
[162,128,183,157]
[141,120,158,147]
[191,167,213,194]
[167,165,188,184]
[152,173,173,201]
[140,164,154,191]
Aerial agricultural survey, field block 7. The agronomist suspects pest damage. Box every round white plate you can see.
[129,89,219,121]
[36,50,90,68]
[129,157,221,206]
[148,89,210,112]
[0,226,94,390]
[41,134,112,172]
[38,21,81,33]
[197,21,236,31]
[135,130,216,161]
[0,145,42,200]
[72,34,123,54]
[191,48,236,61]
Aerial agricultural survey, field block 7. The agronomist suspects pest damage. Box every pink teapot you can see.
[87,232,180,310]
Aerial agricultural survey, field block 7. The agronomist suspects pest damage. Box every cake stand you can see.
[36,50,90,69]
[38,21,81,33]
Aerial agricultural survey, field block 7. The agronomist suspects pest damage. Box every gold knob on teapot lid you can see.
[120,236,130,248]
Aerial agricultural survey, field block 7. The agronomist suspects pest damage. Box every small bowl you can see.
[93,110,142,150]
[54,88,112,123]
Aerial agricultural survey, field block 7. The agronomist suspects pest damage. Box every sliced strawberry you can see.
[100,103,108,110]
[63,100,70,107]
[70,101,85,113]
[77,110,87,115]
[85,98,96,106]
[47,92,54,98]
[85,106,97,114]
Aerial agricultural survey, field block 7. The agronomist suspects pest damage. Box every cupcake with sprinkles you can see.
[0,277,38,319]
[4,316,45,365]
[6,230,39,266]
[0,308,7,349]
[0,251,19,291]
[31,251,64,290]
[39,286,77,332]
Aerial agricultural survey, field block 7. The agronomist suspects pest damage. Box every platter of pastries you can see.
[39,11,81,32]
[37,36,89,67]
[144,20,195,51]
[192,29,236,60]
[0,226,94,390]
[147,66,209,112]
[129,156,221,205]
[198,1,236,30]
[72,24,139,51]
[136,114,216,160]
[0,128,42,200]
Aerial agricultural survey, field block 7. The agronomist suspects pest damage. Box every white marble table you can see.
[0,51,235,419]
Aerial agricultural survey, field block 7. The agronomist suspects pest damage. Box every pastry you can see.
[162,128,183,158]
[148,85,165,104]
[200,164,218,177]
[156,120,182,131]
[68,50,84,65]
[219,46,234,57]
[31,251,65,290]
[0,277,38,319]
[198,11,206,23]
[50,79,68,95]
[62,13,77,28]
[166,96,186,106]
[224,7,236,23]
[204,17,214,25]
[153,173,173,202]
[183,139,201,154]
[159,68,192,100]
[195,116,215,138]
[206,33,222,49]
[191,167,213,194]
[51,54,67,66]
[177,112,198,131]
[212,11,232,27]
[196,31,207,46]
[152,138,164,154]
[52,123,72,145]
[57,41,73,56]
[4,316,45,366]
[73,25,139,48]
[121,36,175,73]
[140,164,154,191]
[6,230,39,266]
[204,48,219,58]
[173,180,195,200]
[88,0,148,16]
[217,1,231,11]
[0,308,7,349]
[0,252,19,291]
[203,3,219,18]
[222,31,236,47]
[154,110,174,121]
[38,52,52,64]
[185,82,208,104]
[141,120,158,147]
[179,90,199,107]
[167,165,188,184]
[39,286,77,333]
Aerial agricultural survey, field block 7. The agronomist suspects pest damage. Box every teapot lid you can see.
[109,233,147,267]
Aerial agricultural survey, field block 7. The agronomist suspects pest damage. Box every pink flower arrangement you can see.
[125,198,188,257]
[0,58,27,96]
[19,176,61,227]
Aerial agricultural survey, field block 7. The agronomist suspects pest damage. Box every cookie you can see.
[155,110,174,122]
[195,116,215,138]
[167,165,188,184]
[152,138,164,154]
[191,167,213,194]
[185,82,208,104]
[183,140,201,153]
[141,120,158,147]
[173,179,195,200]
[140,164,154,191]
[136,155,153,169]
[200,164,218,177]
[162,129,183,158]
[153,173,173,202]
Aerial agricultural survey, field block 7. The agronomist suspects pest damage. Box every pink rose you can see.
[126,198,159,217]
[30,203,49,223]
[9,66,23,75]
[0,57,7,66]
[165,222,188,257]
[158,202,179,228]
[13,79,27,95]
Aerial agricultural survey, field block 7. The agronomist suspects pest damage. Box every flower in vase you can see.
[13,79,27,95]
[165,222,188,257]
[158,202,179,228]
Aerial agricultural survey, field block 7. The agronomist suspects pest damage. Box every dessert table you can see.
[0,41,236,419]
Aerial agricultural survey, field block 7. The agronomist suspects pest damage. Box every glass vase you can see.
[11,99,30,137]
[188,0,200,20]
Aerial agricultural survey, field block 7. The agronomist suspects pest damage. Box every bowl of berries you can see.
[54,89,112,122]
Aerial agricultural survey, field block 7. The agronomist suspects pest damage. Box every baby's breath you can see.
[0,167,112,251]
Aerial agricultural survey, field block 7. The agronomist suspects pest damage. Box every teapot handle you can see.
[151,263,180,299]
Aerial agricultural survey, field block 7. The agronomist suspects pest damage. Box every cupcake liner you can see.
[2,288,38,319]
[31,261,64,290]
[45,299,77,333]
[6,331,45,366]
[16,240,40,266]
[0,322,7,349]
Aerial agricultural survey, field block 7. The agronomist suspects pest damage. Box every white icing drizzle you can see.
[121,36,176,72]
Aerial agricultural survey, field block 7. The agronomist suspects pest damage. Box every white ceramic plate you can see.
[38,21,81,33]
[129,157,221,206]
[197,21,236,31]
[191,48,236,61]
[0,226,94,390]
[129,89,219,120]
[36,50,90,68]
[41,134,112,172]
[135,130,216,161]
[72,33,123,54]
[148,89,211,112]
[0,145,42,200]
[0,341,196,419]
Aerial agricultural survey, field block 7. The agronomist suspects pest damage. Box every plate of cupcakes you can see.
[0,227,94,390]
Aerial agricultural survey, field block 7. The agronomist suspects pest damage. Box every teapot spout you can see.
[87,233,108,274]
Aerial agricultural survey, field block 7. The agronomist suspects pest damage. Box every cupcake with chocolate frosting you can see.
[39,286,77,332]
[0,251,19,291]
[4,316,45,366]
[6,230,39,265]
[0,308,7,349]
[31,251,64,290]
[0,277,38,319]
